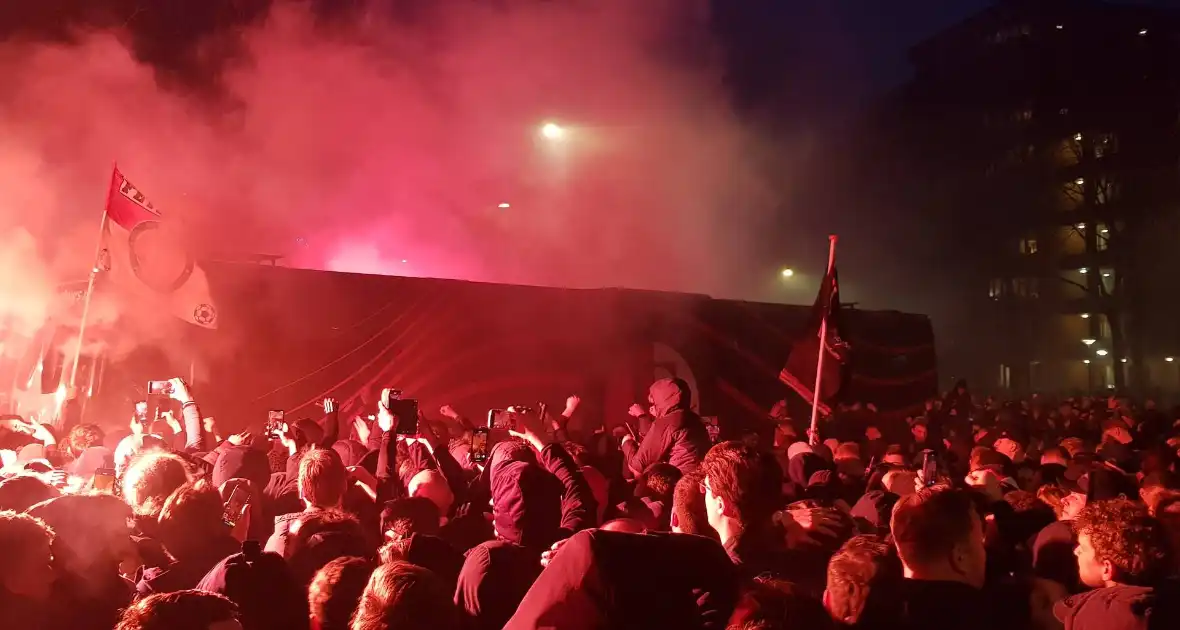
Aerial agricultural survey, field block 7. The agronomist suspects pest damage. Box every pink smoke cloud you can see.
[0,0,784,347]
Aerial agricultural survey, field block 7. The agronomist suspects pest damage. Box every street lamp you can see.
[498,202,511,209]
[780,268,794,279]
[1096,349,1109,357]
[1082,338,1096,346]
[540,122,565,140]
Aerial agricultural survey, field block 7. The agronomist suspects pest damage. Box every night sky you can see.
[1,0,1176,314]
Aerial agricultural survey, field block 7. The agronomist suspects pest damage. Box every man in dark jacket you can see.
[890,486,995,630]
[506,529,739,630]
[622,378,711,478]
[455,410,596,630]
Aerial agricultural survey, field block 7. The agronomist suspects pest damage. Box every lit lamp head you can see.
[540,122,565,140]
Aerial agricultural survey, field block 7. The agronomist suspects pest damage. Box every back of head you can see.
[407,469,454,518]
[308,556,373,630]
[729,577,833,630]
[65,423,105,458]
[213,446,271,491]
[701,441,782,527]
[27,493,133,573]
[299,448,348,510]
[1040,446,1069,467]
[158,480,225,557]
[0,474,60,512]
[834,442,861,462]
[123,451,191,519]
[649,377,692,417]
[288,509,370,587]
[352,561,461,630]
[889,487,985,587]
[380,497,441,541]
[1074,498,1172,587]
[0,510,55,601]
[825,535,903,627]
[638,463,682,502]
[601,518,647,534]
[671,470,716,538]
[196,543,308,630]
[491,458,562,548]
[115,590,238,630]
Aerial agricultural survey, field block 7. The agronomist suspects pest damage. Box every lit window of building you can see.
[989,278,1005,299]
[1019,237,1038,254]
[1095,177,1120,206]
[1100,268,1117,294]
[1093,133,1117,158]
[1096,222,1110,251]
[1012,277,1040,298]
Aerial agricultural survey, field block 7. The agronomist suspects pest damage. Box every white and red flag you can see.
[101,167,218,329]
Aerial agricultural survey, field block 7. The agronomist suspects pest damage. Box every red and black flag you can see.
[779,261,850,415]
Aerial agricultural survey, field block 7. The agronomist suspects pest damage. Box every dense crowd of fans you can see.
[1,375,1179,630]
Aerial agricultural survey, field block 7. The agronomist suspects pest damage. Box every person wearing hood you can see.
[622,377,711,479]
[454,408,596,630]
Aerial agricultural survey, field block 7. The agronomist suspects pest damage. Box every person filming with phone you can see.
[454,405,597,630]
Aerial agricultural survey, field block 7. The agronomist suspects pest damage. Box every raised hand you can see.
[377,404,394,434]
[564,395,581,417]
[168,378,193,404]
[353,417,371,444]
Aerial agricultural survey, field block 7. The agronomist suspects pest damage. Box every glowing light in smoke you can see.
[780,268,794,278]
[540,122,565,140]
[1096,349,1109,356]
[498,202,511,209]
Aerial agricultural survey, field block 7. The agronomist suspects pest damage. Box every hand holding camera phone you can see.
[470,428,490,464]
[222,485,250,529]
[92,467,116,494]
[265,410,286,439]
[380,388,419,435]
[920,449,938,487]
[147,380,173,397]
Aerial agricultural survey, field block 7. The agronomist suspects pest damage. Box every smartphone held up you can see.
[381,388,419,435]
[470,428,490,463]
[265,410,286,439]
[222,485,250,529]
[147,380,173,397]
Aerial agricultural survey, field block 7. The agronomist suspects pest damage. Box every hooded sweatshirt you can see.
[455,440,595,630]
[623,378,712,478]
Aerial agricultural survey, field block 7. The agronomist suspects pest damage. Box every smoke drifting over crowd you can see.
[0,0,782,349]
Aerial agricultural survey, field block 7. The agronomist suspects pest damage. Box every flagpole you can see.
[808,234,838,446]
[68,166,117,390]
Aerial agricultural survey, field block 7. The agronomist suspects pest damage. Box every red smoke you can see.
[0,1,780,346]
